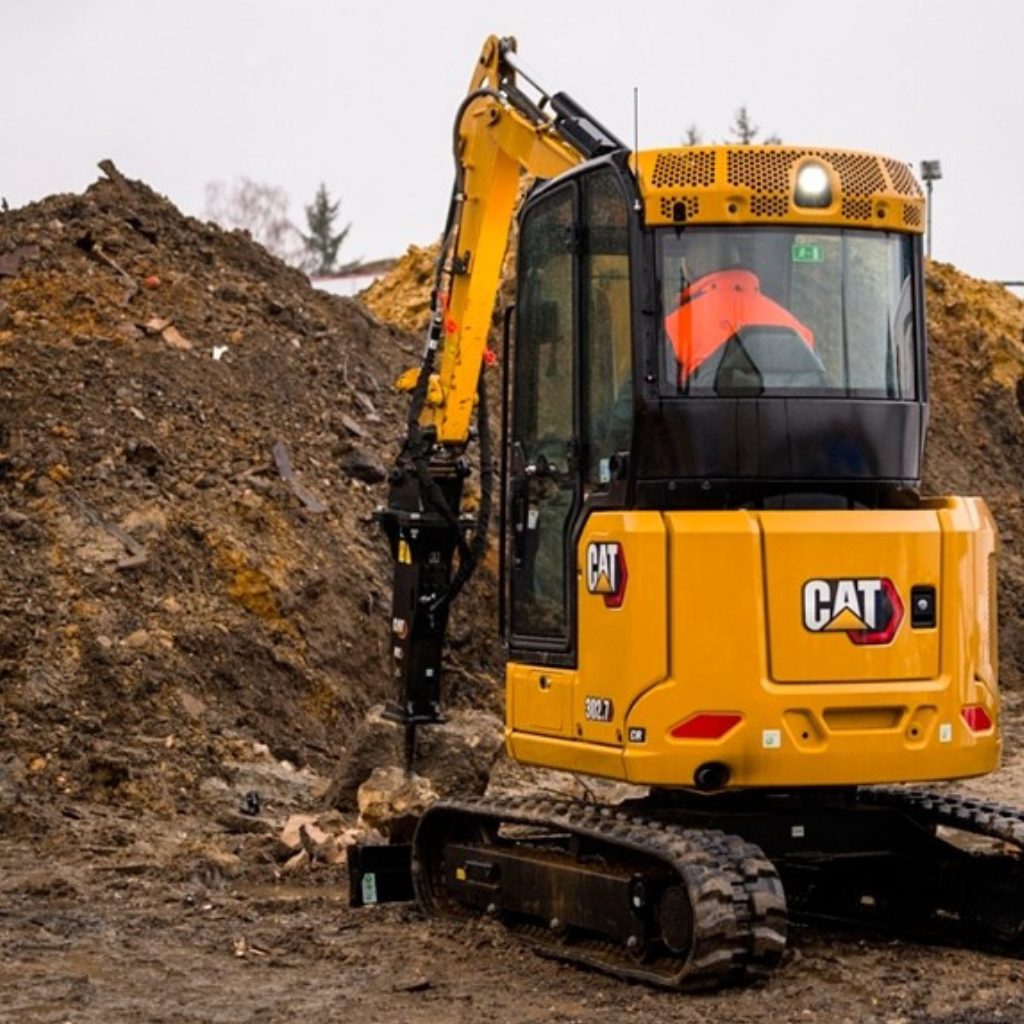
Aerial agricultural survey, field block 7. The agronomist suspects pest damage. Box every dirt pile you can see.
[0,165,501,826]
[360,243,439,335]
[924,261,1024,684]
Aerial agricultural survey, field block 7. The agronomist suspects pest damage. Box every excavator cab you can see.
[504,150,998,791]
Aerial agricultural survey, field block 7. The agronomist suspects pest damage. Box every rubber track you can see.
[413,794,786,990]
[863,786,1024,850]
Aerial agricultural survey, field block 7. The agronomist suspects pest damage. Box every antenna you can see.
[633,87,641,194]
[633,87,639,161]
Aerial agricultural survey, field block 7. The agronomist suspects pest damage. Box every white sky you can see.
[3,1,1021,283]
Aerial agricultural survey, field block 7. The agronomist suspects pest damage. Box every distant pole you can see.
[920,160,942,259]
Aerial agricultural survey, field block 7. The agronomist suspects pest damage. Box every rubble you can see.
[357,765,437,839]
[326,704,504,811]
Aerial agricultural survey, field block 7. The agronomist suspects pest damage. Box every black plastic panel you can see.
[633,397,924,487]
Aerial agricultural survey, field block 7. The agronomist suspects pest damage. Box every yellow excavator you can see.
[350,36,1022,988]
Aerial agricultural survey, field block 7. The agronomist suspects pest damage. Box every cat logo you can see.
[586,541,627,608]
[802,577,904,645]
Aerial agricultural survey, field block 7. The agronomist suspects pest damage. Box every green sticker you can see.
[792,242,824,263]
[361,872,378,905]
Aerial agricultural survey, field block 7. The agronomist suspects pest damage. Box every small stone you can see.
[197,847,243,880]
[340,447,387,485]
[354,391,377,416]
[340,413,365,438]
[116,322,141,341]
[161,596,183,614]
[180,691,206,718]
[122,629,150,649]
[142,317,171,336]
[161,325,192,351]
[281,849,309,876]
[0,509,28,530]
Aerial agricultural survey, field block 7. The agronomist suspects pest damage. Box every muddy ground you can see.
[3,705,1024,1024]
[3,171,1024,1023]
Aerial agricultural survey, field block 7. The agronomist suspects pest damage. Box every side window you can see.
[582,171,632,486]
[510,186,576,641]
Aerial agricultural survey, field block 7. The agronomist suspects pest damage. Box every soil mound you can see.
[360,243,438,335]
[924,261,1024,684]
[0,165,500,821]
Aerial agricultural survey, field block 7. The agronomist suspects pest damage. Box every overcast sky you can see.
[3,1,1021,284]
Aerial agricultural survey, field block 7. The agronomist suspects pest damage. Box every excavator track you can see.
[842,786,1024,953]
[412,795,787,990]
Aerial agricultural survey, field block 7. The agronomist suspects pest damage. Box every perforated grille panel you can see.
[727,149,792,193]
[659,196,700,221]
[639,146,925,232]
[884,158,923,197]
[823,151,886,197]
[751,195,788,217]
[651,150,716,188]
[903,202,923,228]
[841,197,874,221]
[727,149,890,197]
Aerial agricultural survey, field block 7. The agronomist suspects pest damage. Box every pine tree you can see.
[730,106,759,145]
[729,106,781,146]
[683,124,703,146]
[302,183,351,275]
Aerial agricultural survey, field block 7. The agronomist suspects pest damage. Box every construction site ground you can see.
[2,169,1024,1023]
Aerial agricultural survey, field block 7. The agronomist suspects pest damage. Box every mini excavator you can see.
[350,36,1024,988]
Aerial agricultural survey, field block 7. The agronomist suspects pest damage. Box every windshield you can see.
[658,227,918,399]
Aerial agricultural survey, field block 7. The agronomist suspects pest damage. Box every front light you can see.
[794,162,832,208]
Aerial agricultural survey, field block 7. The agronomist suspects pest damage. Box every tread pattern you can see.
[412,794,786,990]
[863,786,1024,850]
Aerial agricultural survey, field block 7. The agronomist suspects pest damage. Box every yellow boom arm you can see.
[409,36,586,445]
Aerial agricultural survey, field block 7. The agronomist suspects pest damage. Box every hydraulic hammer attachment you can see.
[375,451,473,768]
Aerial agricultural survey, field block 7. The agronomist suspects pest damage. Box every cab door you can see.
[508,184,579,654]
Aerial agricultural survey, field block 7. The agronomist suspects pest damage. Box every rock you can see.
[125,440,165,474]
[141,316,171,336]
[122,629,150,649]
[325,705,504,812]
[281,849,309,875]
[354,391,377,417]
[339,446,387,484]
[197,847,243,880]
[179,690,206,718]
[161,324,192,351]
[317,808,347,832]
[0,509,29,530]
[280,813,330,851]
[340,413,365,438]
[357,766,437,839]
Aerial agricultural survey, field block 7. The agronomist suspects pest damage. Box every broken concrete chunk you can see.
[357,765,437,838]
[279,813,330,851]
[161,325,193,351]
[142,317,171,335]
[340,446,387,484]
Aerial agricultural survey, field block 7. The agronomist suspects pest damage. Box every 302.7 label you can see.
[584,696,614,722]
